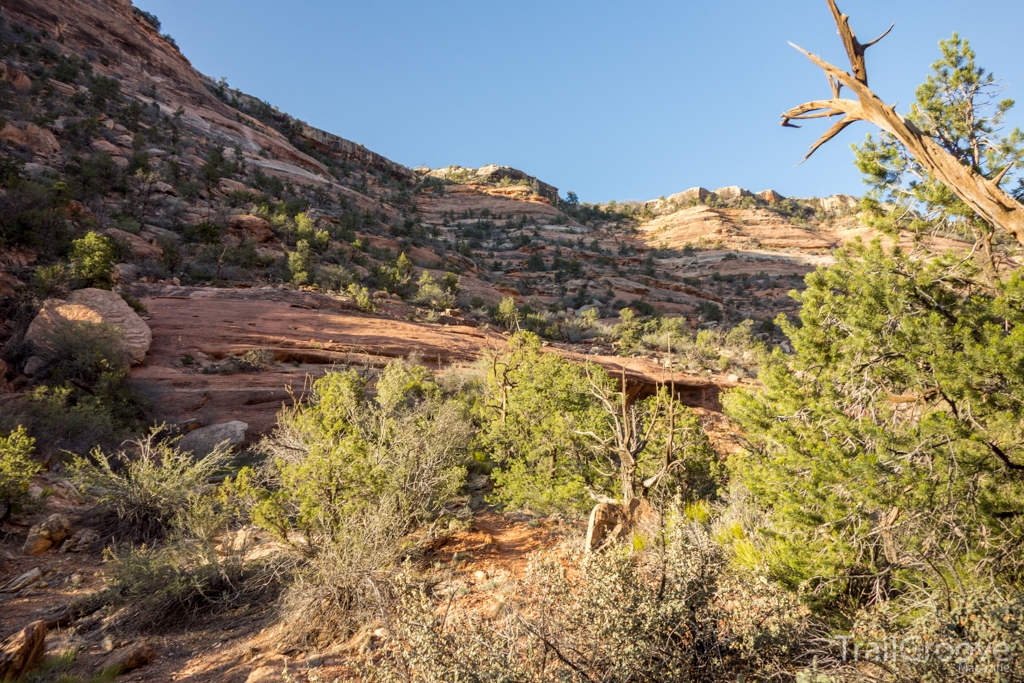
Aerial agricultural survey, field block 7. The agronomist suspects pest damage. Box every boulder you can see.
[0,567,41,593]
[112,263,140,284]
[23,513,71,555]
[140,224,181,243]
[22,356,46,377]
[94,641,155,677]
[104,227,163,260]
[25,288,152,365]
[226,214,275,243]
[0,122,60,155]
[585,498,661,553]
[0,64,32,92]
[60,528,100,553]
[178,421,248,458]
[0,620,46,681]
[91,139,120,155]
[218,178,249,195]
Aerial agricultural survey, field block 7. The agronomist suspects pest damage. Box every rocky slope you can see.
[0,0,970,434]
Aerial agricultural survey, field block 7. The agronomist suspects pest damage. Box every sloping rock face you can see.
[424,165,559,203]
[131,285,722,434]
[25,288,152,364]
[641,205,837,252]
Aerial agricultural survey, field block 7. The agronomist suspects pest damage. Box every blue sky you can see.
[135,1,1024,203]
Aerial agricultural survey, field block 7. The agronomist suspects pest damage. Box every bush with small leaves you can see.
[0,426,39,521]
[69,231,115,288]
[69,427,233,542]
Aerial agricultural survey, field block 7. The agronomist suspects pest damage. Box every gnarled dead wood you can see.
[783,0,1024,245]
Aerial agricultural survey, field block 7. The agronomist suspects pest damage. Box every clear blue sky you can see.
[135,0,1024,203]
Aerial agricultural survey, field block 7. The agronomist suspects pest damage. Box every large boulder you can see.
[23,513,71,555]
[227,214,275,243]
[104,228,163,260]
[178,421,248,458]
[0,620,46,681]
[25,288,152,365]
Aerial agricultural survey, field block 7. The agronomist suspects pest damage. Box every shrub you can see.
[0,426,39,521]
[2,320,147,456]
[286,239,313,285]
[69,427,233,542]
[412,271,459,311]
[69,231,115,288]
[226,359,472,646]
[375,252,416,297]
[368,507,818,682]
[696,299,722,322]
[346,283,376,312]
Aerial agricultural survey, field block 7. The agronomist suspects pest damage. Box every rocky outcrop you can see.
[105,228,163,260]
[0,120,60,154]
[712,186,754,201]
[812,194,859,215]
[226,214,275,243]
[25,288,152,365]
[757,189,785,204]
[424,165,559,204]
[298,125,412,180]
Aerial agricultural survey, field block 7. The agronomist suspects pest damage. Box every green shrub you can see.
[374,252,416,297]
[412,270,459,311]
[69,427,233,542]
[346,283,376,312]
[69,231,115,288]
[696,300,722,322]
[226,360,471,646]
[286,239,313,285]
[0,426,39,521]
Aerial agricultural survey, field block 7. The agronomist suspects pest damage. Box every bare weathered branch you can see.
[782,1,1024,245]
[801,115,859,163]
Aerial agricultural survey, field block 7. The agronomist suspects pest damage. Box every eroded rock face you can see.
[0,620,46,681]
[25,288,152,365]
[177,421,248,457]
[23,513,71,555]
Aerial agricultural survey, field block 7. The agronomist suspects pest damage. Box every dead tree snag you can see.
[783,0,1024,246]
